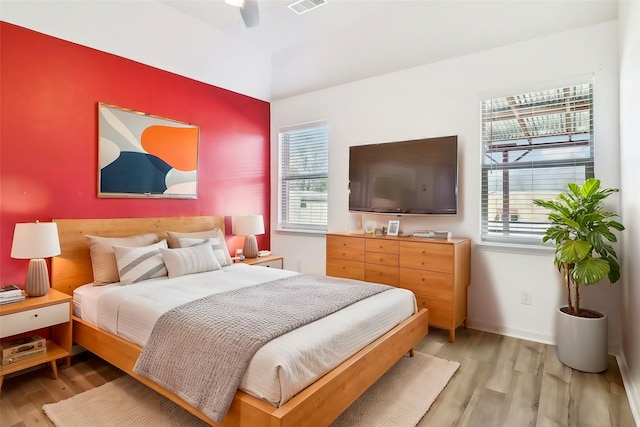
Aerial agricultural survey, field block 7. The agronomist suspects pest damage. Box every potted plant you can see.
[533,178,624,372]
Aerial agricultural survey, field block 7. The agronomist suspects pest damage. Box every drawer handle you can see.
[34,313,38,318]
[421,278,425,282]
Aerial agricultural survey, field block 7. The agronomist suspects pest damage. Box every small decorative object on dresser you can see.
[387,220,400,236]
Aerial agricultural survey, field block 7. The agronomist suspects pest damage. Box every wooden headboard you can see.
[51,216,225,295]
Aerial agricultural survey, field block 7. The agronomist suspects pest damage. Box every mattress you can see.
[73,264,417,407]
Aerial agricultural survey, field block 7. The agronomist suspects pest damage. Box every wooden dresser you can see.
[326,232,471,342]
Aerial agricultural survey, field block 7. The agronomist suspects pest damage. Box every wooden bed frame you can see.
[51,216,429,427]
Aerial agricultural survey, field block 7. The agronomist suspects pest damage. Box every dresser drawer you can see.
[365,251,399,267]
[1,302,70,338]
[326,259,365,281]
[365,264,399,286]
[399,242,454,273]
[399,268,453,300]
[327,236,365,262]
[414,295,453,327]
[365,239,399,255]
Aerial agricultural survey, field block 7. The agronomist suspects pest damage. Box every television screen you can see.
[349,135,458,215]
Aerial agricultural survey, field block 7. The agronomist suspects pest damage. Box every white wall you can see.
[618,0,640,420]
[271,21,621,347]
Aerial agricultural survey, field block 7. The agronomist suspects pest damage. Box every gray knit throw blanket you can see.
[133,274,392,423]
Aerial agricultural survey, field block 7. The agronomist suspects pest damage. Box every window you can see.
[278,121,328,231]
[481,82,594,244]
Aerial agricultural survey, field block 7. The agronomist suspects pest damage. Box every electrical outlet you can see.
[520,291,532,305]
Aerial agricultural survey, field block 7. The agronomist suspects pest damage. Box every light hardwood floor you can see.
[0,328,635,427]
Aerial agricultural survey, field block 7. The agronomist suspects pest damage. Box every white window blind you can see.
[278,121,328,231]
[481,82,594,244]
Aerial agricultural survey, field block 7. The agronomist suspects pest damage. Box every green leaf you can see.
[558,239,591,264]
[608,220,625,231]
[572,257,610,286]
[580,178,601,197]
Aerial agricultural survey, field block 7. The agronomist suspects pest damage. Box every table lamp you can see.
[10,221,61,297]
[233,215,265,258]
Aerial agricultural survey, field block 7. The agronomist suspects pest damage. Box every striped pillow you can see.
[112,240,168,285]
[160,244,221,278]
[85,233,158,284]
[179,237,231,267]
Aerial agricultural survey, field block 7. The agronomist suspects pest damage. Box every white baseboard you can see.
[467,320,555,345]
[615,351,640,425]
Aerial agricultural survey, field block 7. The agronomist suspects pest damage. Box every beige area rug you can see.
[43,352,459,427]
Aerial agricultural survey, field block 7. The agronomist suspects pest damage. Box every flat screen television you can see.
[349,135,458,215]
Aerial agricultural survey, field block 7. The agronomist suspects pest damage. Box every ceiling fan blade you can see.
[240,0,260,27]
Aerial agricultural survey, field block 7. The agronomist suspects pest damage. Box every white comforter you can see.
[73,264,416,407]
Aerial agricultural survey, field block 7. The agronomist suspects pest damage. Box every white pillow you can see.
[160,244,221,278]
[112,240,168,285]
[179,237,232,267]
[86,233,158,284]
[167,229,232,265]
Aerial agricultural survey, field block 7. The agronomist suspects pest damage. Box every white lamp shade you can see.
[233,215,265,236]
[11,222,61,259]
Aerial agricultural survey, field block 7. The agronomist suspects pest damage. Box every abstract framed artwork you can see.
[98,103,199,199]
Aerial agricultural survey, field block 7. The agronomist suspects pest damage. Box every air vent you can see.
[287,0,328,15]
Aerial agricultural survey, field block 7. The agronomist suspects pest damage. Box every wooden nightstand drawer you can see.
[0,302,70,338]
[237,255,284,269]
[253,258,283,269]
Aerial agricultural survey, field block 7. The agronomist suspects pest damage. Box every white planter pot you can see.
[556,307,608,373]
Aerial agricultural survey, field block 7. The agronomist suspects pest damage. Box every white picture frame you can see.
[387,220,400,236]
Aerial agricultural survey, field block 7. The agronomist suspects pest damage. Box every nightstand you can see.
[237,254,284,269]
[0,288,72,390]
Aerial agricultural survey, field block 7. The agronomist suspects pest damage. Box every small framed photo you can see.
[387,220,400,236]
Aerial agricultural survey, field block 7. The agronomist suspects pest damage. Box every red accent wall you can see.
[0,22,271,285]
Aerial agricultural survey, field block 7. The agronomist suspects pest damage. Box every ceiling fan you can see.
[225,0,260,28]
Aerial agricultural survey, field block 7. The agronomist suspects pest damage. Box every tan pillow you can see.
[166,229,232,266]
[85,233,158,284]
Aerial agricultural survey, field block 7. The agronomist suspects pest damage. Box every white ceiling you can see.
[1,0,619,101]
[161,0,618,100]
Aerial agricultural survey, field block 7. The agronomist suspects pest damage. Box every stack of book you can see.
[2,335,47,365]
[0,284,25,305]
